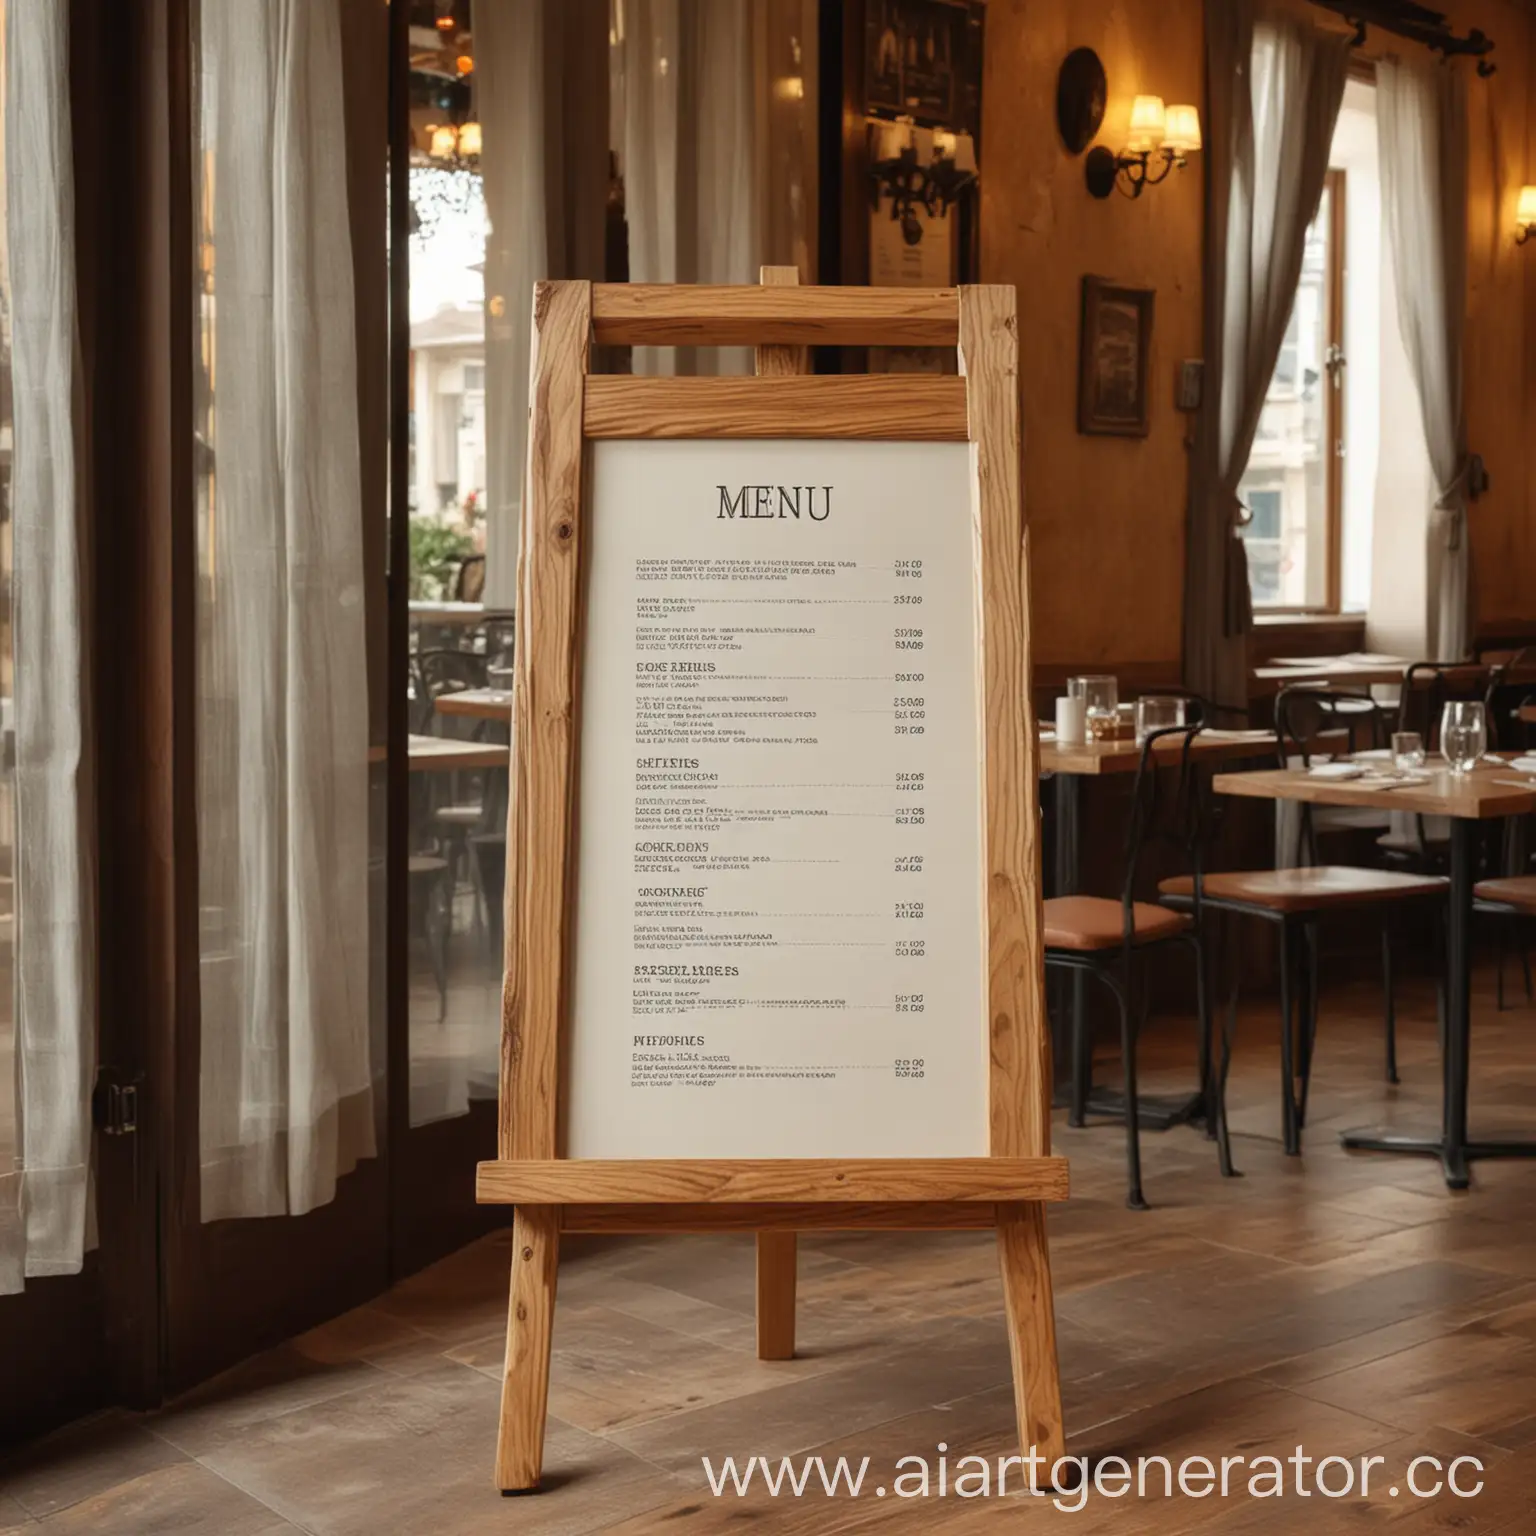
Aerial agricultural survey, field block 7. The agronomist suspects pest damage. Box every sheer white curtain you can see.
[197,0,374,1220]
[1186,0,1349,709]
[620,0,781,376]
[0,0,96,1296]
[478,0,608,610]
[1376,53,1471,662]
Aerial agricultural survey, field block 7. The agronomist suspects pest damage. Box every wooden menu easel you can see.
[478,270,1067,1493]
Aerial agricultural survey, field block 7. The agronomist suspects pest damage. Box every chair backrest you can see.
[1118,723,1207,946]
[418,648,486,699]
[1276,685,1387,766]
[1484,646,1534,751]
[1398,661,1485,747]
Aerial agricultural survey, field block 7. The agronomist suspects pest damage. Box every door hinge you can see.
[92,1070,144,1136]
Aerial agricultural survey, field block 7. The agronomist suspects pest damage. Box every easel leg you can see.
[755,1232,797,1360]
[996,1201,1065,1487]
[495,1204,560,1493]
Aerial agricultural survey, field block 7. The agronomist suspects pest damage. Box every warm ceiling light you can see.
[1517,185,1536,243]
[455,120,482,158]
[1125,95,1166,154]
[435,13,454,30]
[456,53,473,75]
[1162,104,1202,157]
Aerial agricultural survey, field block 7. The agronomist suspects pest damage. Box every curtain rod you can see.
[1306,1,1496,75]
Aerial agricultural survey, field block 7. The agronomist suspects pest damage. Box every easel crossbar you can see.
[590,283,960,347]
[477,1157,1069,1206]
[583,374,970,440]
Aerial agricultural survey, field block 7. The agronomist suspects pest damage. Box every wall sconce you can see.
[423,119,481,168]
[1517,185,1536,244]
[870,121,978,246]
[1085,96,1201,199]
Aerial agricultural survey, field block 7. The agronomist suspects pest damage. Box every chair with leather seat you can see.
[1158,688,1449,1158]
[1474,876,1535,1010]
[1044,723,1219,1211]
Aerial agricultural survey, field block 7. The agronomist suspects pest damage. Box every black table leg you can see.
[1340,816,1536,1187]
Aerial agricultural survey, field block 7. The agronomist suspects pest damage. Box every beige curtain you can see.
[1376,54,1471,662]
[196,0,374,1219]
[619,0,813,377]
[478,0,609,610]
[1,0,97,1294]
[1186,0,1349,709]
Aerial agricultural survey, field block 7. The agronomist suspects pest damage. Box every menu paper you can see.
[566,439,989,1158]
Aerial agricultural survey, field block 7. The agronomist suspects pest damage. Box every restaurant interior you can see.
[3,0,1536,1530]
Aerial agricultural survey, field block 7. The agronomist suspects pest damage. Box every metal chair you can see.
[1158,687,1449,1153]
[1045,723,1219,1211]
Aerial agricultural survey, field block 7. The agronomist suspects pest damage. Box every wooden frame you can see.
[1077,275,1154,437]
[481,271,1066,1493]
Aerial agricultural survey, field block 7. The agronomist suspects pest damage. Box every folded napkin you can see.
[1509,755,1536,775]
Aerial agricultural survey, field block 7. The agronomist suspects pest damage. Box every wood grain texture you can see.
[958,285,1051,1161]
[477,1158,1070,1205]
[754,1233,798,1359]
[561,1202,1004,1232]
[499,279,591,1163]
[996,1202,1066,1480]
[1038,731,1280,777]
[754,264,808,376]
[1212,764,1536,822]
[494,1204,559,1491]
[591,282,959,347]
[752,267,802,1366]
[582,375,969,440]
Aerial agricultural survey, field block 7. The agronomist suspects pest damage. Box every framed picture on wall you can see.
[1077,276,1154,437]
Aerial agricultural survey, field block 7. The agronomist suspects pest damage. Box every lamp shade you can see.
[429,123,459,159]
[456,120,482,158]
[1162,103,1202,155]
[1125,95,1166,154]
[1517,184,1536,229]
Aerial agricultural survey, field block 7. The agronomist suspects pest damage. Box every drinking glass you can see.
[1135,695,1187,745]
[1440,701,1487,775]
[1069,675,1119,740]
[1391,731,1426,772]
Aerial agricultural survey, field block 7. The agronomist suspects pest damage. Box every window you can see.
[1238,174,1343,610]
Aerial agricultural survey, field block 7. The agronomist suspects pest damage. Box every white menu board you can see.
[566,438,988,1159]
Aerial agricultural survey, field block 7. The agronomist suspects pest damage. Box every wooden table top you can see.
[1212,758,1536,821]
[1038,729,1280,776]
[1252,657,1536,697]
[434,688,513,721]
[409,601,515,626]
[367,735,510,770]
[1519,703,1536,725]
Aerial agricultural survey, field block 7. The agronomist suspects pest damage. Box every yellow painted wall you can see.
[980,0,1534,671]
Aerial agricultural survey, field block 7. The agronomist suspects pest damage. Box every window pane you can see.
[1239,184,1333,609]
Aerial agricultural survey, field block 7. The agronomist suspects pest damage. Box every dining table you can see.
[434,687,514,723]
[1211,756,1536,1189]
[368,734,511,772]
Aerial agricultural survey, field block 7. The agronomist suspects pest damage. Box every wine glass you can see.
[1440,701,1487,775]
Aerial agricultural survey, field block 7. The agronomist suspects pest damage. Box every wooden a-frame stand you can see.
[478,269,1067,1493]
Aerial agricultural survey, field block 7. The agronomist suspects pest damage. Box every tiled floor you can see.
[5,967,1536,1533]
